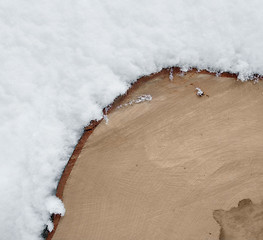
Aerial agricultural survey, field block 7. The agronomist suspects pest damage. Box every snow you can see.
[117,94,152,109]
[1,0,263,239]
[103,114,109,125]
[134,95,153,104]
[169,68,174,81]
[196,88,204,97]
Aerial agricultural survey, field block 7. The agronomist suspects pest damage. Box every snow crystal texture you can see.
[1,0,263,239]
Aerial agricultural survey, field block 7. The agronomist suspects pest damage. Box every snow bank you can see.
[1,0,263,239]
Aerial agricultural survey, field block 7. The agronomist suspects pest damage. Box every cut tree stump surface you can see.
[52,71,263,240]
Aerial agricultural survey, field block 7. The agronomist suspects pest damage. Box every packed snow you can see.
[1,0,263,239]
